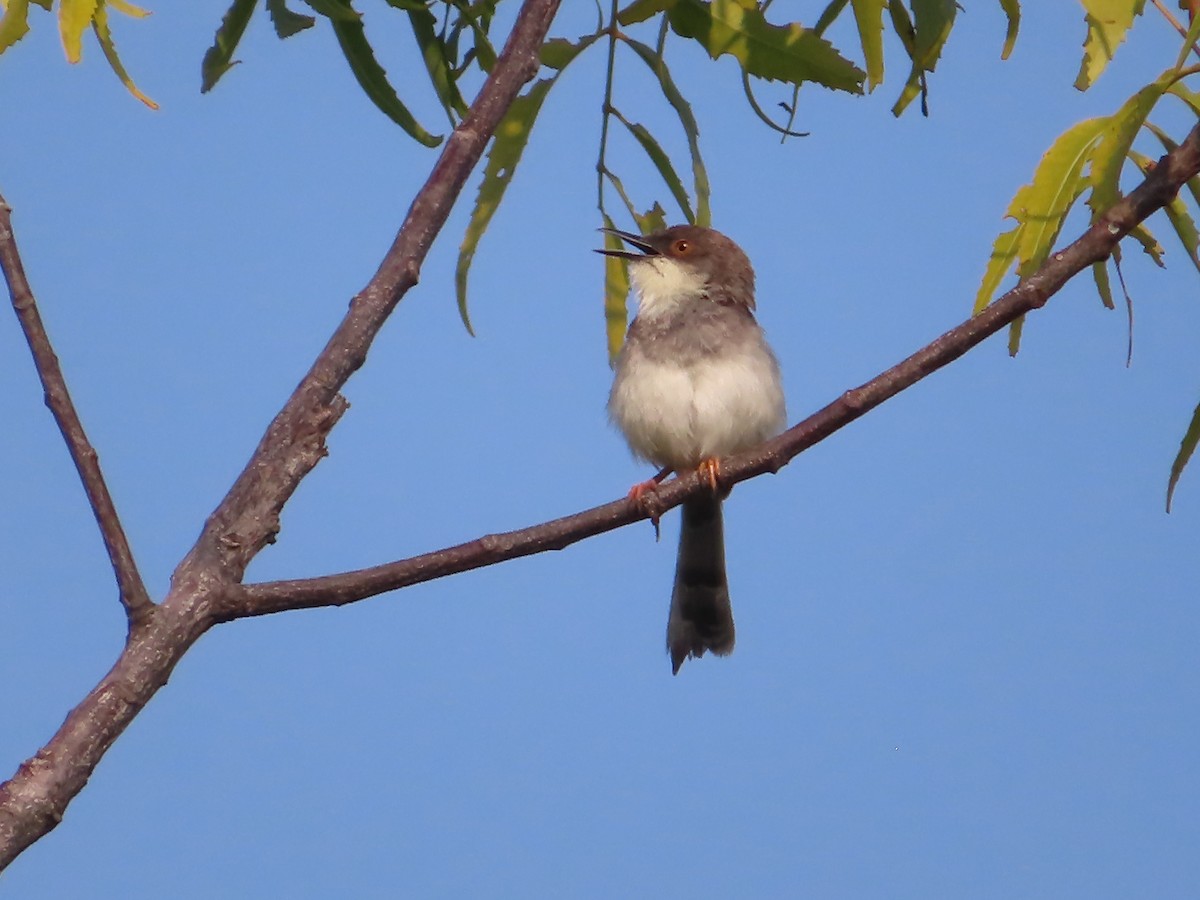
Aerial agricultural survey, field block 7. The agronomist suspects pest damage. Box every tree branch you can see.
[0,0,564,870]
[0,195,153,626]
[223,122,1200,619]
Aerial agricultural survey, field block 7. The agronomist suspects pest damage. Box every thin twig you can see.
[222,123,1200,620]
[0,197,153,626]
[1153,0,1200,62]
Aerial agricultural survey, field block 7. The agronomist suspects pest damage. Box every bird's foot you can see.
[697,458,721,492]
[627,467,673,540]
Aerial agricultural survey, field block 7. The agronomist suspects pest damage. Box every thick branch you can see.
[225,123,1200,618]
[0,0,564,871]
[0,196,152,625]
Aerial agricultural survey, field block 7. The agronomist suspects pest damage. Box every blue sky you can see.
[2,3,1198,897]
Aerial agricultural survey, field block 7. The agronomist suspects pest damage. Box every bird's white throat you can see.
[630,256,709,319]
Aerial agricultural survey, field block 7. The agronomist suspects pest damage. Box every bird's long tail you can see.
[668,495,734,674]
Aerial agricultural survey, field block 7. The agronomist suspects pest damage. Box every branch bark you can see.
[0,197,152,625]
[221,123,1200,619]
[0,0,563,870]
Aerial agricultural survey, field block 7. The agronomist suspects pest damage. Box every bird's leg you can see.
[628,466,673,539]
[697,457,721,492]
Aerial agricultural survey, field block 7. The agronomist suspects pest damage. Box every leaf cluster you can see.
[0,0,156,107]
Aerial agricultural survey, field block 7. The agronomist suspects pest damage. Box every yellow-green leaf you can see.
[850,0,885,91]
[1167,397,1200,511]
[406,1,468,121]
[622,38,711,226]
[1092,259,1115,309]
[93,0,156,107]
[1127,221,1166,267]
[602,213,633,363]
[1130,147,1200,273]
[634,202,668,236]
[59,0,98,63]
[618,0,671,26]
[1007,313,1025,356]
[108,0,150,18]
[201,0,256,93]
[1075,0,1147,91]
[0,0,32,53]
[997,0,1019,60]
[1088,68,1178,218]
[667,0,865,93]
[973,223,1023,313]
[1011,116,1108,277]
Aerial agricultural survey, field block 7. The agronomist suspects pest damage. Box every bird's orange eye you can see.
[673,239,690,254]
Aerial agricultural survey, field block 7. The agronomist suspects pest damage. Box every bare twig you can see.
[222,125,1200,619]
[0,0,564,870]
[0,197,152,626]
[1153,0,1200,61]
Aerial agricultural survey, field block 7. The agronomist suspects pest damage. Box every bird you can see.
[598,224,786,674]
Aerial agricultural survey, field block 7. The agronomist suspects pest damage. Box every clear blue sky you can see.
[2,4,1198,897]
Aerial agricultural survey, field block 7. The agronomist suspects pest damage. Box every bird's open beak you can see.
[594,227,659,260]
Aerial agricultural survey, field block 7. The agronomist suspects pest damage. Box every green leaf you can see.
[201,0,257,93]
[0,0,32,53]
[611,108,695,223]
[997,0,1019,60]
[973,223,1023,313]
[850,0,885,90]
[634,201,669,235]
[813,0,850,36]
[455,79,555,334]
[267,0,316,38]
[1011,116,1108,277]
[602,212,634,363]
[400,0,469,121]
[1075,0,1147,91]
[1092,259,1115,309]
[59,0,98,63]
[1167,397,1200,511]
[329,4,442,147]
[667,0,865,93]
[618,0,671,27]
[93,0,156,107]
[303,0,360,22]
[455,32,598,332]
[1088,68,1178,219]
[622,37,711,226]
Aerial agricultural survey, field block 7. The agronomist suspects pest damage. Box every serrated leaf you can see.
[303,0,360,22]
[1075,0,1147,91]
[634,201,668,236]
[667,0,865,93]
[330,5,442,146]
[108,0,150,18]
[1007,313,1025,356]
[1128,221,1166,266]
[1088,68,1177,218]
[618,0,671,26]
[0,0,32,54]
[998,0,1019,60]
[973,223,1023,313]
[201,0,256,93]
[93,0,156,107]
[455,79,556,334]
[267,0,315,38]
[1167,397,1200,511]
[401,0,468,120]
[850,0,885,90]
[622,38,711,226]
[29,0,53,12]
[891,0,956,116]
[1092,259,1115,309]
[1130,147,1200,273]
[59,0,98,63]
[1011,116,1108,277]
[602,212,633,363]
[612,109,695,223]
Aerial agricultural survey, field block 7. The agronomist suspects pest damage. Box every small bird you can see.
[598,225,786,674]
